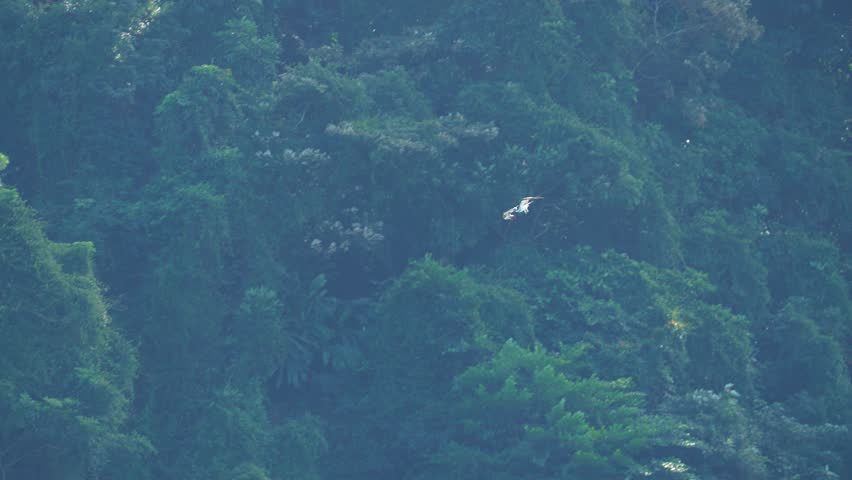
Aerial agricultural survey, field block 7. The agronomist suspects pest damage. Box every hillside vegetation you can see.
[0,1,850,479]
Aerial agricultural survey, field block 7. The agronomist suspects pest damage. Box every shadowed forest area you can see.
[0,1,850,479]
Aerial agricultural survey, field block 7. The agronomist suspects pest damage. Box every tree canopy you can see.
[0,0,849,479]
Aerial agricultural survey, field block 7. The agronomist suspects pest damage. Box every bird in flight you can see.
[502,196,543,220]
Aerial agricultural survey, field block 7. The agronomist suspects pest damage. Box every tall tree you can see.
[0,179,150,479]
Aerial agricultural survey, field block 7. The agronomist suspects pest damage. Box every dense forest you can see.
[1,1,850,479]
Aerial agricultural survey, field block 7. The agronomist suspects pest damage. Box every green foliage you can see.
[683,208,770,318]
[273,56,371,135]
[507,247,755,400]
[687,101,771,206]
[455,81,681,263]
[227,287,289,381]
[325,111,499,258]
[443,0,578,93]
[50,240,97,276]
[215,18,280,87]
[754,401,849,480]
[276,415,328,480]
[662,385,768,480]
[0,1,849,479]
[0,0,150,192]
[183,385,275,480]
[421,340,686,479]
[757,229,852,410]
[759,298,851,414]
[628,0,763,120]
[361,67,432,119]
[372,256,534,384]
[155,65,244,157]
[329,257,536,478]
[0,187,150,479]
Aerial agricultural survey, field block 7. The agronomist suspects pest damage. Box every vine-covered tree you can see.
[0,182,151,479]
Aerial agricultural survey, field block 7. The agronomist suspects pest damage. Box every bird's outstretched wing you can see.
[518,196,543,213]
[502,207,518,220]
[503,196,543,220]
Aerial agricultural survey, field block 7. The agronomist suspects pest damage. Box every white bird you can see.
[502,196,543,220]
